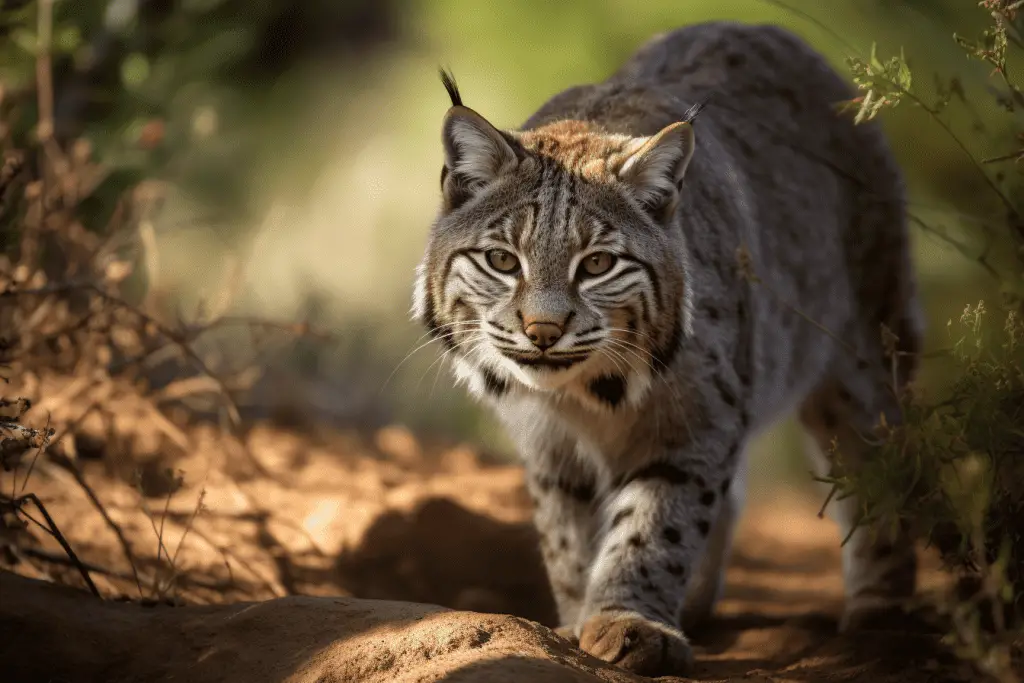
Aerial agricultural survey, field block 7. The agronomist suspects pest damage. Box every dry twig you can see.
[1,492,99,598]
[47,450,144,596]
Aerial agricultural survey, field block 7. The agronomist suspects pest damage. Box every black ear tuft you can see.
[681,94,713,124]
[439,67,463,107]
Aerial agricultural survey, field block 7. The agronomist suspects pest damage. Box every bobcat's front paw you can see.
[578,609,693,676]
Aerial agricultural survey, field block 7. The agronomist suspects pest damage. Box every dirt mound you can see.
[0,418,1001,681]
[2,571,639,683]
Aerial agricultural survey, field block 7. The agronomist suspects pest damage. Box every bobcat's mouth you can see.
[499,350,590,370]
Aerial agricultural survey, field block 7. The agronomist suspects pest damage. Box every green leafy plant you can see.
[827,2,1024,679]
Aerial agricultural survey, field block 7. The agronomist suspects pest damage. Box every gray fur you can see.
[412,21,922,675]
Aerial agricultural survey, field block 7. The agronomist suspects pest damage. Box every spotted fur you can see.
[412,22,923,676]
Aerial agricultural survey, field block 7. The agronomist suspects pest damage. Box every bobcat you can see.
[412,21,922,676]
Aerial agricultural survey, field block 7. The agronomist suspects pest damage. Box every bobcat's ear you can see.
[617,121,695,216]
[441,106,518,211]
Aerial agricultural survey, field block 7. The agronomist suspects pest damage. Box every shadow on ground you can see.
[335,496,559,626]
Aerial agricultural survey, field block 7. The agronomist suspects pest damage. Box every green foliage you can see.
[843,1,1024,283]
[828,303,1023,680]
[843,43,912,123]
[954,1,1022,84]
[0,0,399,257]
[823,3,1024,678]
[839,303,1022,561]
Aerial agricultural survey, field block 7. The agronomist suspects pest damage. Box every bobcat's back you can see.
[522,22,920,422]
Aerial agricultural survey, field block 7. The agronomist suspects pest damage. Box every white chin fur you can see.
[455,345,655,408]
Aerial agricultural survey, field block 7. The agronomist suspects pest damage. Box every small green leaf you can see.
[869,42,883,71]
[842,43,913,124]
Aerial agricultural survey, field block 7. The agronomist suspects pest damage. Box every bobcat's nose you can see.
[524,321,563,351]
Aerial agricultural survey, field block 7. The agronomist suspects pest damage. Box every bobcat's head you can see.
[412,71,697,410]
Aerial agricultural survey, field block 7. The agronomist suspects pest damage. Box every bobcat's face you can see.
[413,81,696,408]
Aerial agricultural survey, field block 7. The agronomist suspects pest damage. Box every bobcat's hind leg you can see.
[799,376,917,632]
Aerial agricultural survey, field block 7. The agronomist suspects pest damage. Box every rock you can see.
[0,571,652,683]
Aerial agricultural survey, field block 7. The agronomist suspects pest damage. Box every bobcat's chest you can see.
[496,386,658,476]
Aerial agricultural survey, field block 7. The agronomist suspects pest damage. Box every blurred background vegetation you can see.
[1,0,1021,497]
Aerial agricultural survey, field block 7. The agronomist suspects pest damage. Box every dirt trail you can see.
[0,417,989,681]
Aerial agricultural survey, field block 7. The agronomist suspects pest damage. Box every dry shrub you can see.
[0,0,347,604]
[823,304,1024,681]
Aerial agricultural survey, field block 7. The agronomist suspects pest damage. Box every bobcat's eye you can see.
[486,249,520,274]
[578,252,616,278]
